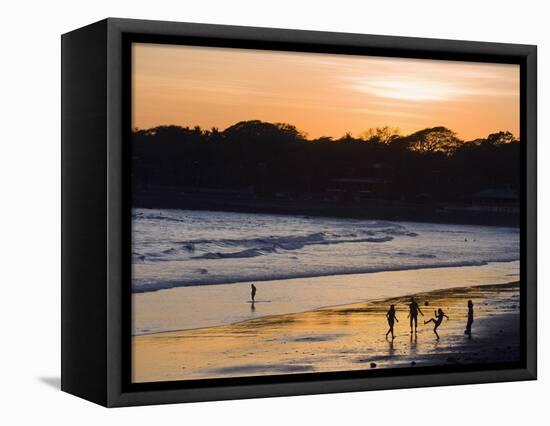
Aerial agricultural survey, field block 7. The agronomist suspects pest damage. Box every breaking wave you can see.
[133,230,403,263]
[131,208,520,293]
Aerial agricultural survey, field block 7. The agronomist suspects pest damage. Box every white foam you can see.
[132,208,520,293]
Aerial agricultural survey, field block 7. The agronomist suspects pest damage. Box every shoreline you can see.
[132,258,518,293]
[132,281,520,383]
[132,260,519,335]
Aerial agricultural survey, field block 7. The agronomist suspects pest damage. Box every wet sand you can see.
[133,261,519,334]
[132,281,520,383]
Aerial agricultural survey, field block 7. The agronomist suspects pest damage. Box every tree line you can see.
[131,120,520,204]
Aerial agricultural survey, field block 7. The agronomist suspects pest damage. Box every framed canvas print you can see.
[61,18,537,407]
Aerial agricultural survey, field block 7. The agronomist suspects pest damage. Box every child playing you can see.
[385,305,399,339]
[464,300,474,337]
[424,308,449,339]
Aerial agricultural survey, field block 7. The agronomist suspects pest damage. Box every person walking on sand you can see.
[464,300,474,337]
[407,297,424,334]
[250,283,257,303]
[424,308,449,339]
[385,305,399,339]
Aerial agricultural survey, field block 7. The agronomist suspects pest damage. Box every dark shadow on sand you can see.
[208,363,314,375]
[292,333,345,342]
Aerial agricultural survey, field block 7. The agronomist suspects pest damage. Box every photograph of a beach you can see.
[130,43,521,383]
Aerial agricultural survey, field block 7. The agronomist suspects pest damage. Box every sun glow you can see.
[133,44,520,139]
[352,79,467,102]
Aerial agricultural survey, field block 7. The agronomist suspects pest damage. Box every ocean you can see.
[132,208,520,294]
[131,208,520,334]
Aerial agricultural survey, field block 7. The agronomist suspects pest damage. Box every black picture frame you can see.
[61,17,537,407]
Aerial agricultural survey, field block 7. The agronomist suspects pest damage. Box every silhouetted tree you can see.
[131,120,520,204]
[398,126,461,154]
[485,131,518,146]
[361,126,401,144]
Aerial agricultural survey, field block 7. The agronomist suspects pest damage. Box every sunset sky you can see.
[132,43,519,140]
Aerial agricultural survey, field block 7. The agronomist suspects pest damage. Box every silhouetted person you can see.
[465,300,474,337]
[424,308,449,339]
[251,283,257,303]
[407,297,424,334]
[385,305,399,339]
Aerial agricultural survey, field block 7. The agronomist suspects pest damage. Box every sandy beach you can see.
[132,260,519,334]
[132,281,520,383]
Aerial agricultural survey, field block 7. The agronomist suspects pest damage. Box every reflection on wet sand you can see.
[132,282,520,383]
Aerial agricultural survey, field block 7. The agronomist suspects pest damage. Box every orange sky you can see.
[132,43,519,140]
